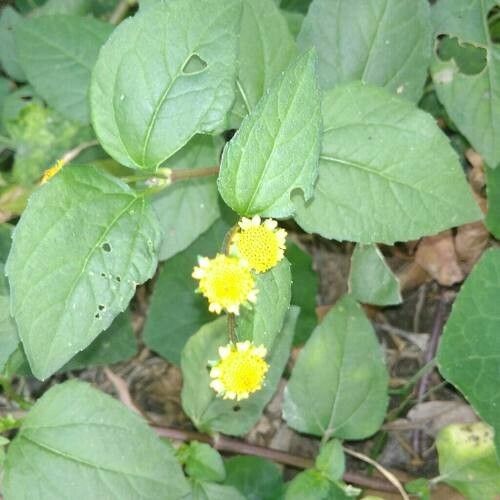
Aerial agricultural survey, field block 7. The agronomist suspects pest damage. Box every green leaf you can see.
[0,265,19,374]
[153,135,222,261]
[283,295,388,439]
[0,7,26,81]
[293,82,483,244]
[91,0,241,170]
[405,478,430,500]
[6,103,92,185]
[285,470,351,500]
[315,439,345,482]
[430,0,500,168]
[1,85,42,125]
[348,244,402,306]
[0,77,12,135]
[33,0,92,16]
[180,441,226,483]
[143,218,231,365]
[436,422,500,499]
[218,50,321,218]
[15,15,112,124]
[437,248,500,454]
[63,310,136,371]
[181,307,298,436]
[224,456,284,500]
[3,380,190,499]
[230,0,297,125]
[236,259,292,349]
[286,242,318,345]
[486,164,500,238]
[191,480,246,500]
[280,0,311,14]
[6,165,161,380]
[298,0,432,102]
[8,311,136,376]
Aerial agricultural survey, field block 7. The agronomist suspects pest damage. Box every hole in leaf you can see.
[98,304,105,311]
[95,313,100,319]
[116,276,121,282]
[100,272,107,278]
[488,6,500,43]
[102,242,112,252]
[437,35,487,75]
[232,405,241,412]
[182,54,208,75]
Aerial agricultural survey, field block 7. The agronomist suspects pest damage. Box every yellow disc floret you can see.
[231,215,287,273]
[41,159,64,184]
[192,254,257,315]
[210,341,269,400]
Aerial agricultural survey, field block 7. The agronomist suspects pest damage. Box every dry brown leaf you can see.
[415,231,464,286]
[407,401,478,437]
[455,220,490,274]
[465,148,485,193]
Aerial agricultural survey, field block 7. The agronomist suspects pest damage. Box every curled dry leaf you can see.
[415,230,464,286]
[466,148,486,193]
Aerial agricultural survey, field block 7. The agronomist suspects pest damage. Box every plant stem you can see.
[152,425,398,493]
[170,166,220,182]
[60,140,99,165]
[412,296,448,456]
[109,0,137,25]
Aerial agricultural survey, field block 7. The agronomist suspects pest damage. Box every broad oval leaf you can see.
[230,0,297,125]
[181,308,298,436]
[293,82,483,244]
[236,258,292,349]
[3,380,190,499]
[6,165,161,380]
[283,295,388,439]
[15,15,112,124]
[437,248,500,454]
[348,244,402,306]
[431,0,500,169]
[91,0,241,170]
[153,135,222,261]
[218,50,321,218]
[298,0,432,102]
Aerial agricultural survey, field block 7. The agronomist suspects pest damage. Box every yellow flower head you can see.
[192,254,257,315]
[210,341,269,400]
[230,215,287,273]
[41,159,64,184]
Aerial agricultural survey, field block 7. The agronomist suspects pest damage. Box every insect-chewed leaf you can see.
[431,0,500,169]
[90,0,241,170]
[6,165,161,380]
[218,50,321,218]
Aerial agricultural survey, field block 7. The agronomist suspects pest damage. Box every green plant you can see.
[0,0,500,498]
